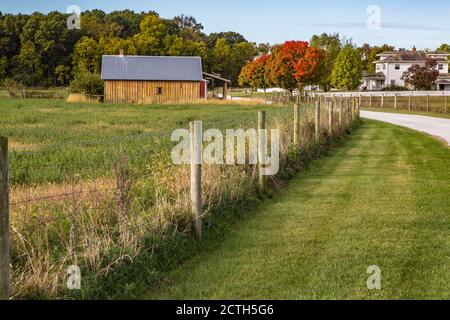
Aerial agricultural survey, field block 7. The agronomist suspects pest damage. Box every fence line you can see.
[10,187,118,207]
[305,93,448,114]
[3,101,359,297]
[0,137,10,300]
[311,91,450,98]
[188,100,359,240]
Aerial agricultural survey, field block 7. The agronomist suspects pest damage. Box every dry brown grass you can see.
[9,140,39,151]
[66,94,101,104]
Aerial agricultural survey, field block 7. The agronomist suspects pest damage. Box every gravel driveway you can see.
[361,111,450,146]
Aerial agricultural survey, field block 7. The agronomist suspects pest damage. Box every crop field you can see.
[0,98,355,299]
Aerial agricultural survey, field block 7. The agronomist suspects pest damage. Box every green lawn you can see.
[362,107,450,119]
[147,120,450,300]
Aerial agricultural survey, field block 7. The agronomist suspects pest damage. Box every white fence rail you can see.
[310,91,450,98]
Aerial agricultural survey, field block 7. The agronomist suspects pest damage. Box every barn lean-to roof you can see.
[101,55,203,81]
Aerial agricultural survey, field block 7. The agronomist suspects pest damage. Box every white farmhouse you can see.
[362,49,450,91]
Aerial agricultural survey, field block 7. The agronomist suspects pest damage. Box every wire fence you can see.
[309,91,449,114]
[0,100,360,299]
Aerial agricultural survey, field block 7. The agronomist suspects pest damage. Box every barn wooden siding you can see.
[104,80,201,104]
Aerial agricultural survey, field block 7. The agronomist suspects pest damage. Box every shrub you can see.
[70,71,104,96]
[1,77,23,97]
[381,85,409,92]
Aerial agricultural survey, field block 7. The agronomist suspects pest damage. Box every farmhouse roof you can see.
[374,51,449,64]
[363,72,386,80]
[101,55,203,81]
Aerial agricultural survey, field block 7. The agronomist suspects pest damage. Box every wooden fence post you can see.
[352,98,357,121]
[294,104,300,146]
[445,95,448,114]
[394,94,398,110]
[0,137,10,300]
[190,122,202,241]
[328,101,334,135]
[357,97,361,119]
[381,95,384,109]
[369,95,372,108]
[347,99,353,126]
[258,111,266,191]
[408,94,412,111]
[315,101,321,143]
[339,98,343,127]
[427,95,430,112]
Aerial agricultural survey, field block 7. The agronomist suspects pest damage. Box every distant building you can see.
[101,55,212,104]
[362,49,450,91]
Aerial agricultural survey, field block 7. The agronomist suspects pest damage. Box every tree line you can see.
[239,33,450,92]
[0,10,268,88]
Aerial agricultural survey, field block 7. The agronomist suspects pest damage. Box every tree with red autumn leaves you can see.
[401,58,440,90]
[240,41,324,94]
[238,54,270,93]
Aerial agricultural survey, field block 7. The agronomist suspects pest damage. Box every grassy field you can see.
[0,99,291,186]
[0,88,68,99]
[147,120,450,300]
[229,90,273,99]
[0,98,357,299]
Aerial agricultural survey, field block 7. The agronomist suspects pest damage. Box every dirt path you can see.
[361,111,450,146]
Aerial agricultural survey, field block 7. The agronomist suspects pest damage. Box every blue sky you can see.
[1,0,450,49]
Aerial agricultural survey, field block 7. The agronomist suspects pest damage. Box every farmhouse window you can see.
[391,80,396,86]
[383,64,386,70]
[438,64,444,70]
[395,64,400,70]
[156,87,162,95]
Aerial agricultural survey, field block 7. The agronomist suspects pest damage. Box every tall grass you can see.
[1,99,357,298]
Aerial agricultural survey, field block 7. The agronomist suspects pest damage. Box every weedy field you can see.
[0,98,356,299]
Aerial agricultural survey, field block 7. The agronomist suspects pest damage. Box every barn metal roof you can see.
[101,55,203,81]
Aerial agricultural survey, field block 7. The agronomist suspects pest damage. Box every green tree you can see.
[209,38,231,74]
[437,44,450,53]
[361,44,395,74]
[207,31,247,47]
[55,65,70,86]
[208,38,256,85]
[0,56,8,79]
[330,45,363,91]
[310,33,342,91]
[229,42,257,84]
[13,41,43,86]
[169,15,205,42]
[105,10,152,38]
[70,70,104,95]
[99,36,137,55]
[72,36,101,73]
[133,14,168,55]
[257,43,271,55]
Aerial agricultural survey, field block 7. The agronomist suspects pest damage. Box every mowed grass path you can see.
[147,120,450,300]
